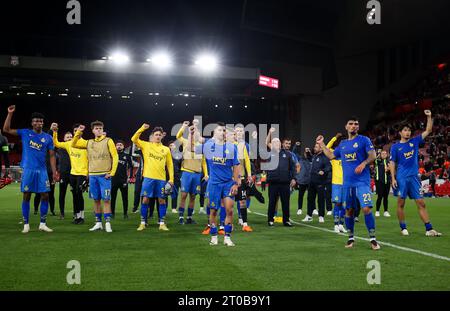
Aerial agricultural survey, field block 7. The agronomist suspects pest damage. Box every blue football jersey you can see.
[390,135,423,179]
[333,135,374,187]
[18,129,54,170]
[195,139,240,185]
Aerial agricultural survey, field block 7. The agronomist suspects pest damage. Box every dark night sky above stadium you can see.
[1,0,342,64]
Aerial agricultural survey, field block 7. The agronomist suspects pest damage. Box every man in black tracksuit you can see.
[132,148,143,213]
[374,150,391,215]
[168,141,182,213]
[111,140,133,219]
[57,137,71,219]
[294,148,312,214]
[306,143,331,220]
[266,138,297,226]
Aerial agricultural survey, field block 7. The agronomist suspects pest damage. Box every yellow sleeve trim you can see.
[108,138,119,176]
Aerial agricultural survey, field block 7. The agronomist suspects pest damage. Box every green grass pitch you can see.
[0,183,449,290]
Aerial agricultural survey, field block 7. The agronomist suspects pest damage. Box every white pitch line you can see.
[251,211,450,262]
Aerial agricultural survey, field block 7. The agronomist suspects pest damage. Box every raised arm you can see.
[326,136,337,150]
[3,105,18,136]
[131,123,149,148]
[265,127,275,149]
[176,121,189,142]
[316,135,336,160]
[50,123,68,150]
[422,110,433,140]
[71,125,88,149]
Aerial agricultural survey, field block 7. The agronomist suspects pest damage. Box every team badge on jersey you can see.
[353,142,358,148]
[409,143,414,147]
[41,138,46,143]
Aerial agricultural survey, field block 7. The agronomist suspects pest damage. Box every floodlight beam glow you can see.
[108,52,130,64]
[194,54,218,71]
[149,52,173,69]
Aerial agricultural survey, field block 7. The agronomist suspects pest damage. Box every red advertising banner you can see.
[258,75,279,89]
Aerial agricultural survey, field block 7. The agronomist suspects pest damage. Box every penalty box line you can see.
[250,211,450,263]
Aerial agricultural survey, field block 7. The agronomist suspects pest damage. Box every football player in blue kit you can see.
[317,116,380,250]
[389,110,442,237]
[3,105,58,233]
[193,122,241,247]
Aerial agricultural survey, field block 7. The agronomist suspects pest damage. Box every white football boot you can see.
[302,215,313,222]
[334,225,340,233]
[39,223,53,232]
[319,216,325,223]
[338,224,347,233]
[375,211,380,217]
[383,211,391,217]
[22,224,30,233]
[296,209,303,216]
[105,222,113,233]
[89,222,103,231]
[210,235,218,246]
[425,229,442,237]
[224,236,235,247]
[401,229,409,236]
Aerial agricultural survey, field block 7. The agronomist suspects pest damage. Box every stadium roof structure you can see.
[0,55,272,99]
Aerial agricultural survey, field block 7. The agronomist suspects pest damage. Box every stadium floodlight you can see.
[194,54,218,71]
[148,52,173,70]
[108,51,130,65]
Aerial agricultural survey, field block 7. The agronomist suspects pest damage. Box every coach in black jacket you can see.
[266,138,297,226]
[306,142,331,220]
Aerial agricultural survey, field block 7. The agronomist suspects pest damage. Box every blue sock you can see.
[274,210,278,217]
[22,201,30,225]
[210,224,218,236]
[95,213,102,222]
[225,224,232,237]
[104,213,111,222]
[206,206,210,216]
[40,200,49,223]
[339,206,345,225]
[425,222,433,231]
[333,204,340,225]
[220,206,226,225]
[399,222,407,230]
[140,203,149,223]
[187,207,193,218]
[178,207,185,218]
[364,211,376,239]
[246,198,251,209]
[159,204,167,223]
[345,215,355,238]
